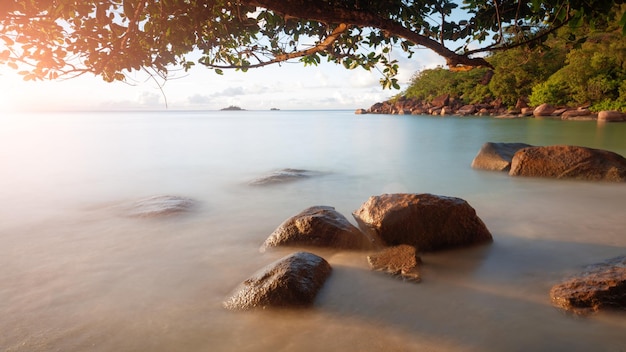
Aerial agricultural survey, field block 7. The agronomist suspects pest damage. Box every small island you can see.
[220,105,245,111]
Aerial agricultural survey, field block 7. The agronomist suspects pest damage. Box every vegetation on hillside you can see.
[401,4,626,112]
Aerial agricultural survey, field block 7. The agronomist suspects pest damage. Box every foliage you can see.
[487,46,567,106]
[402,5,626,111]
[0,0,624,88]
[403,67,491,104]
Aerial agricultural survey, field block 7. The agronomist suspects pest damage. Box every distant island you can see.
[270,108,280,111]
[220,105,245,111]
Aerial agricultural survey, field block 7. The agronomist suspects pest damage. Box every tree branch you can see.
[245,0,493,69]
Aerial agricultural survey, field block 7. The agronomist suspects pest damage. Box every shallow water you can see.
[1,110,626,351]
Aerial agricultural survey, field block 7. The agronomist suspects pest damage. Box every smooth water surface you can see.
[1,110,626,351]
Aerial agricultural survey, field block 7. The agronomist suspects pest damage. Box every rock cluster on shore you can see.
[356,95,626,122]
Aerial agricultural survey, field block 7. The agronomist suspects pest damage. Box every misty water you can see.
[1,110,626,351]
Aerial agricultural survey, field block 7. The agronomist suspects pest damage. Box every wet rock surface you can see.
[223,252,332,311]
[249,168,323,186]
[367,245,422,283]
[353,193,492,252]
[550,256,626,314]
[125,195,195,217]
[471,142,534,171]
[509,145,626,182]
[261,206,371,251]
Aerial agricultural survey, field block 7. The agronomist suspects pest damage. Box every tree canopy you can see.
[1,0,625,89]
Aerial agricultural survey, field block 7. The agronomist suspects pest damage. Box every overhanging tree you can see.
[1,0,624,89]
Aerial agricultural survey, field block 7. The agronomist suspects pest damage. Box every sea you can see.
[1,110,626,351]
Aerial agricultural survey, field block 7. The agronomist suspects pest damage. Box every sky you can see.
[0,46,447,112]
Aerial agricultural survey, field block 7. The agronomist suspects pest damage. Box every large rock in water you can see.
[471,142,534,171]
[352,193,492,252]
[550,256,626,314]
[509,145,626,182]
[261,206,371,251]
[223,252,332,310]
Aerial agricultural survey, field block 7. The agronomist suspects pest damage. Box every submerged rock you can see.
[353,193,492,252]
[261,206,371,251]
[550,256,626,314]
[125,195,195,217]
[249,168,322,186]
[509,145,626,182]
[223,252,332,310]
[367,244,422,283]
[471,142,534,171]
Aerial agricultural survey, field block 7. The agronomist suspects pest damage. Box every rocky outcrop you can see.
[125,195,195,217]
[509,145,626,182]
[367,244,422,283]
[597,110,626,122]
[249,168,322,186]
[533,103,557,117]
[457,104,477,116]
[223,252,332,310]
[353,193,492,252]
[550,256,626,314]
[471,142,534,171]
[261,206,372,251]
[561,108,595,120]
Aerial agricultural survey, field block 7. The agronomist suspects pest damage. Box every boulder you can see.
[352,193,492,252]
[561,109,595,120]
[367,244,422,283]
[471,142,534,171]
[509,145,626,182]
[597,110,626,122]
[261,206,371,251]
[223,252,332,310]
[457,104,476,116]
[249,168,321,186]
[431,94,450,108]
[355,108,368,115]
[515,97,528,110]
[126,195,195,217]
[533,103,556,117]
[550,256,626,314]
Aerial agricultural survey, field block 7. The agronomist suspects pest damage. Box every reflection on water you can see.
[1,111,626,351]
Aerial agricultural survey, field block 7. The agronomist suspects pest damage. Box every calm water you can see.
[1,110,626,351]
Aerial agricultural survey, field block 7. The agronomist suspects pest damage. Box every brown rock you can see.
[352,193,492,252]
[126,195,195,217]
[223,252,332,310]
[367,244,422,283]
[457,104,476,116]
[431,94,450,108]
[515,97,528,110]
[550,256,626,314]
[471,142,534,171]
[597,110,626,122]
[261,206,371,251]
[355,108,368,115]
[533,103,556,117]
[561,109,595,120]
[249,168,321,186]
[509,145,626,182]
